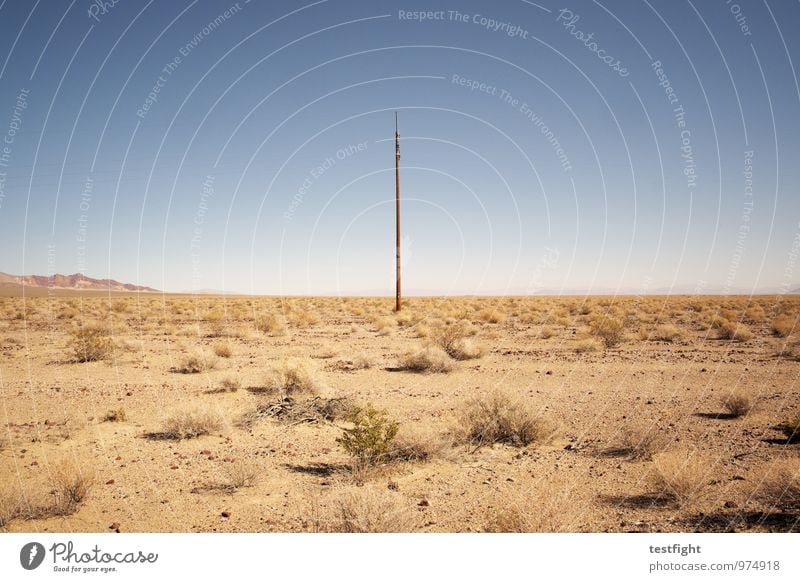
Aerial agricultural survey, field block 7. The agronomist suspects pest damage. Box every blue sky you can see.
[0,0,798,295]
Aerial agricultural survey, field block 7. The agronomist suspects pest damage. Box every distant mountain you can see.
[0,272,159,293]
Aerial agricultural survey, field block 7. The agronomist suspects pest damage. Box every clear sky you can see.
[0,0,798,295]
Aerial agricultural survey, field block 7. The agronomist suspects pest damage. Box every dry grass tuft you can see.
[289,309,320,329]
[219,375,241,392]
[398,345,455,373]
[713,318,753,341]
[223,460,258,491]
[50,461,95,516]
[212,342,233,358]
[0,486,21,528]
[385,428,452,463]
[649,451,715,506]
[310,486,416,532]
[652,323,682,342]
[265,359,323,396]
[772,314,796,338]
[413,322,432,338]
[351,353,375,370]
[779,413,800,443]
[483,478,575,532]
[456,391,555,448]
[574,338,602,353]
[254,313,287,335]
[173,351,218,374]
[159,408,222,439]
[749,458,800,511]
[372,316,397,335]
[430,321,484,360]
[589,317,625,347]
[721,390,753,417]
[102,408,127,422]
[477,307,506,324]
[614,426,668,461]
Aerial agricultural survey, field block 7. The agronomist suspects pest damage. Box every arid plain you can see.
[1,293,798,533]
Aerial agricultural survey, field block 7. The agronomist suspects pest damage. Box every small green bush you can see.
[337,403,399,465]
[70,324,113,362]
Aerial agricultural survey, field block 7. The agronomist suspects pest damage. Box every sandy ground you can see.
[1,293,798,533]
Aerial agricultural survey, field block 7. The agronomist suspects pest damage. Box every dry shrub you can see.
[431,322,484,360]
[477,308,506,324]
[351,353,374,370]
[780,414,800,443]
[540,326,554,339]
[289,309,320,328]
[223,460,258,490]
[589,317,625,347]
[713,318,753,341]
[58,306,79,320]
[102,408,127,422]
[750,458,800,511]
[311,486,416,532]
[160,408,222,439]
[615,426,668,461]
[0,486,21,528]
[315,347,338,359]
[70,324,113,362]
[574,338,602,353]
[775,339,800,361]
[772,314,796,338]
[50,461,94,516]
[652,323,682,342]
[254,313,287,335]
[721,390,753,417]
[397,345,455,373]
[372,316,397,335]
[446,337,484,360]
[456,391,555,448]
[395,310,416,327]
[413,322,432,338]
[265,359,322,396]
[212,342,233,358]
[173,351,218,373]
[484,478,574,532]
[204,310,226,337]
[649,451,715,505]
[116,337,141,353]
[745,305,765,323]
[386,428,452,463]
[220,375,241,392]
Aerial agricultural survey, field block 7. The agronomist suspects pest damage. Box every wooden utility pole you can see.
[394,112,402,312]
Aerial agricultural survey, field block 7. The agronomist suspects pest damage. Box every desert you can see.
[1,292,798,533]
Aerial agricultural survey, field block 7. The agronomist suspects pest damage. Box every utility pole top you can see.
[394,113,402,312]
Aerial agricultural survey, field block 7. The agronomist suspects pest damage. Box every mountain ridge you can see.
[0,272,159,293]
